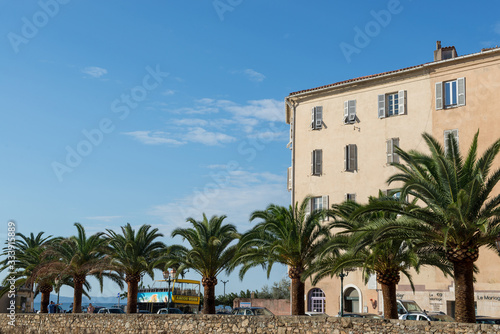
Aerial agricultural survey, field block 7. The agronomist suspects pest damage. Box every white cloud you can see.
[123,128,235,146]
[82,66,108,78]
[162,89,175,96]
[184,127,236,146]
[122,131,185,145]
[148,168,289,235]
[243,69,266,82]
[247,130,288,142]
[232,69,266,82]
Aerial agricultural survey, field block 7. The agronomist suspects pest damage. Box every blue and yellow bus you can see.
[137,279,201,314]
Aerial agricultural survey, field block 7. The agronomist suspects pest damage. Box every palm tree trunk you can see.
[73,275,85,313]
[291,277,305,315]
[289,266,304,315]
[202,276,217,314]
[453,260,475,323]
[39,284,52,313]
[126,274,140,314]
[381,282,398,319]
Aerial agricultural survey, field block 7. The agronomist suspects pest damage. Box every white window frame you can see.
[306,196,329,217]
[345,144,357,172]
[343,100,356,124]
[444,129,459,155]
[378,90,406,118]
[386,138,400,164]
[436,78,465,110]
[311,149,322,176]
[311,106,323,130]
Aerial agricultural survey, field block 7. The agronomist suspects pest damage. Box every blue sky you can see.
[1,0,500,298]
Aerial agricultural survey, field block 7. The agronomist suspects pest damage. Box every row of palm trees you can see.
[2,131,500,323]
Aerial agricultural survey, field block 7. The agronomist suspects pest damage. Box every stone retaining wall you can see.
[0,314,499,334]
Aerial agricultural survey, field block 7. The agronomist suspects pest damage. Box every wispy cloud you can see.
[232,69,266,82]
[184,127,236,146]
[123,128,236,146]
[148,168,288,234]
[122,131,185,145]
[82,66,108,78]
[243,69,266,82]
[494,22,500,35]
[162,89,175,96]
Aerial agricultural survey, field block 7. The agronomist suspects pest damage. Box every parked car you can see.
[231,307,274,316]
[400,312,454,322]
[476,316,500,324]
[97,308,125,314]
[397,299,423,317]
[341,312,382,319]
[157,308,183,314]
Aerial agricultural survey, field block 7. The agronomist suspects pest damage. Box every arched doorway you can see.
[344,287,359,313]
[308,288,326,313]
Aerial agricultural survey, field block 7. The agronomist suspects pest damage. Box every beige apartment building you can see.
[285,42,500,317]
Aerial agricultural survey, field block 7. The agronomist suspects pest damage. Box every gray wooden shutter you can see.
[343,101,349,123]
[348,100,356,122]
[311,151,314,174]
[287,167,292,191]
[457,77,466,106]
[315,106,323,129]
[352,193,356,202]
[393,138,400,163]
[311,107,315,129]
[378,94,386,118]
[315,150,322,175]
[305,198,311,217]
[322,195,328,210]
[386,139,393,164]
[348,144,357,171]
[435,82,443,110]
[398,90,406,115]
[344,145,348,170]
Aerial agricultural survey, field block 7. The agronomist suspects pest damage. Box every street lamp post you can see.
[338,269,349,317]
[221,280,229,297]
[54,277,60,306]
[163,268,176,311]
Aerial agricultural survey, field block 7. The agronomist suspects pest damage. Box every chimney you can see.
[436,41,442,50]
[434,41,457,61]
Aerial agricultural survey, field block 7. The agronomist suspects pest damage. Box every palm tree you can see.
[45,223,123,313]
[163,214,239,314]
[0,232,57,313]
[234,198,330,315]
[106,223,165,313]
[364,131,500,323]
[306,199,450,319]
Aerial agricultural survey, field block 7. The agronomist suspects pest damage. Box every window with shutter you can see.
[386,138,400,164]
[439,78,466,108]
[345,144,357,172]
[345,193,356,202]
[379,91,406,117]
[312,149,322,176]
[312,106,323,130]
[343,100,356,124]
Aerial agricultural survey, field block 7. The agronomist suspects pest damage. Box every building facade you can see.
[285,42,500,317]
